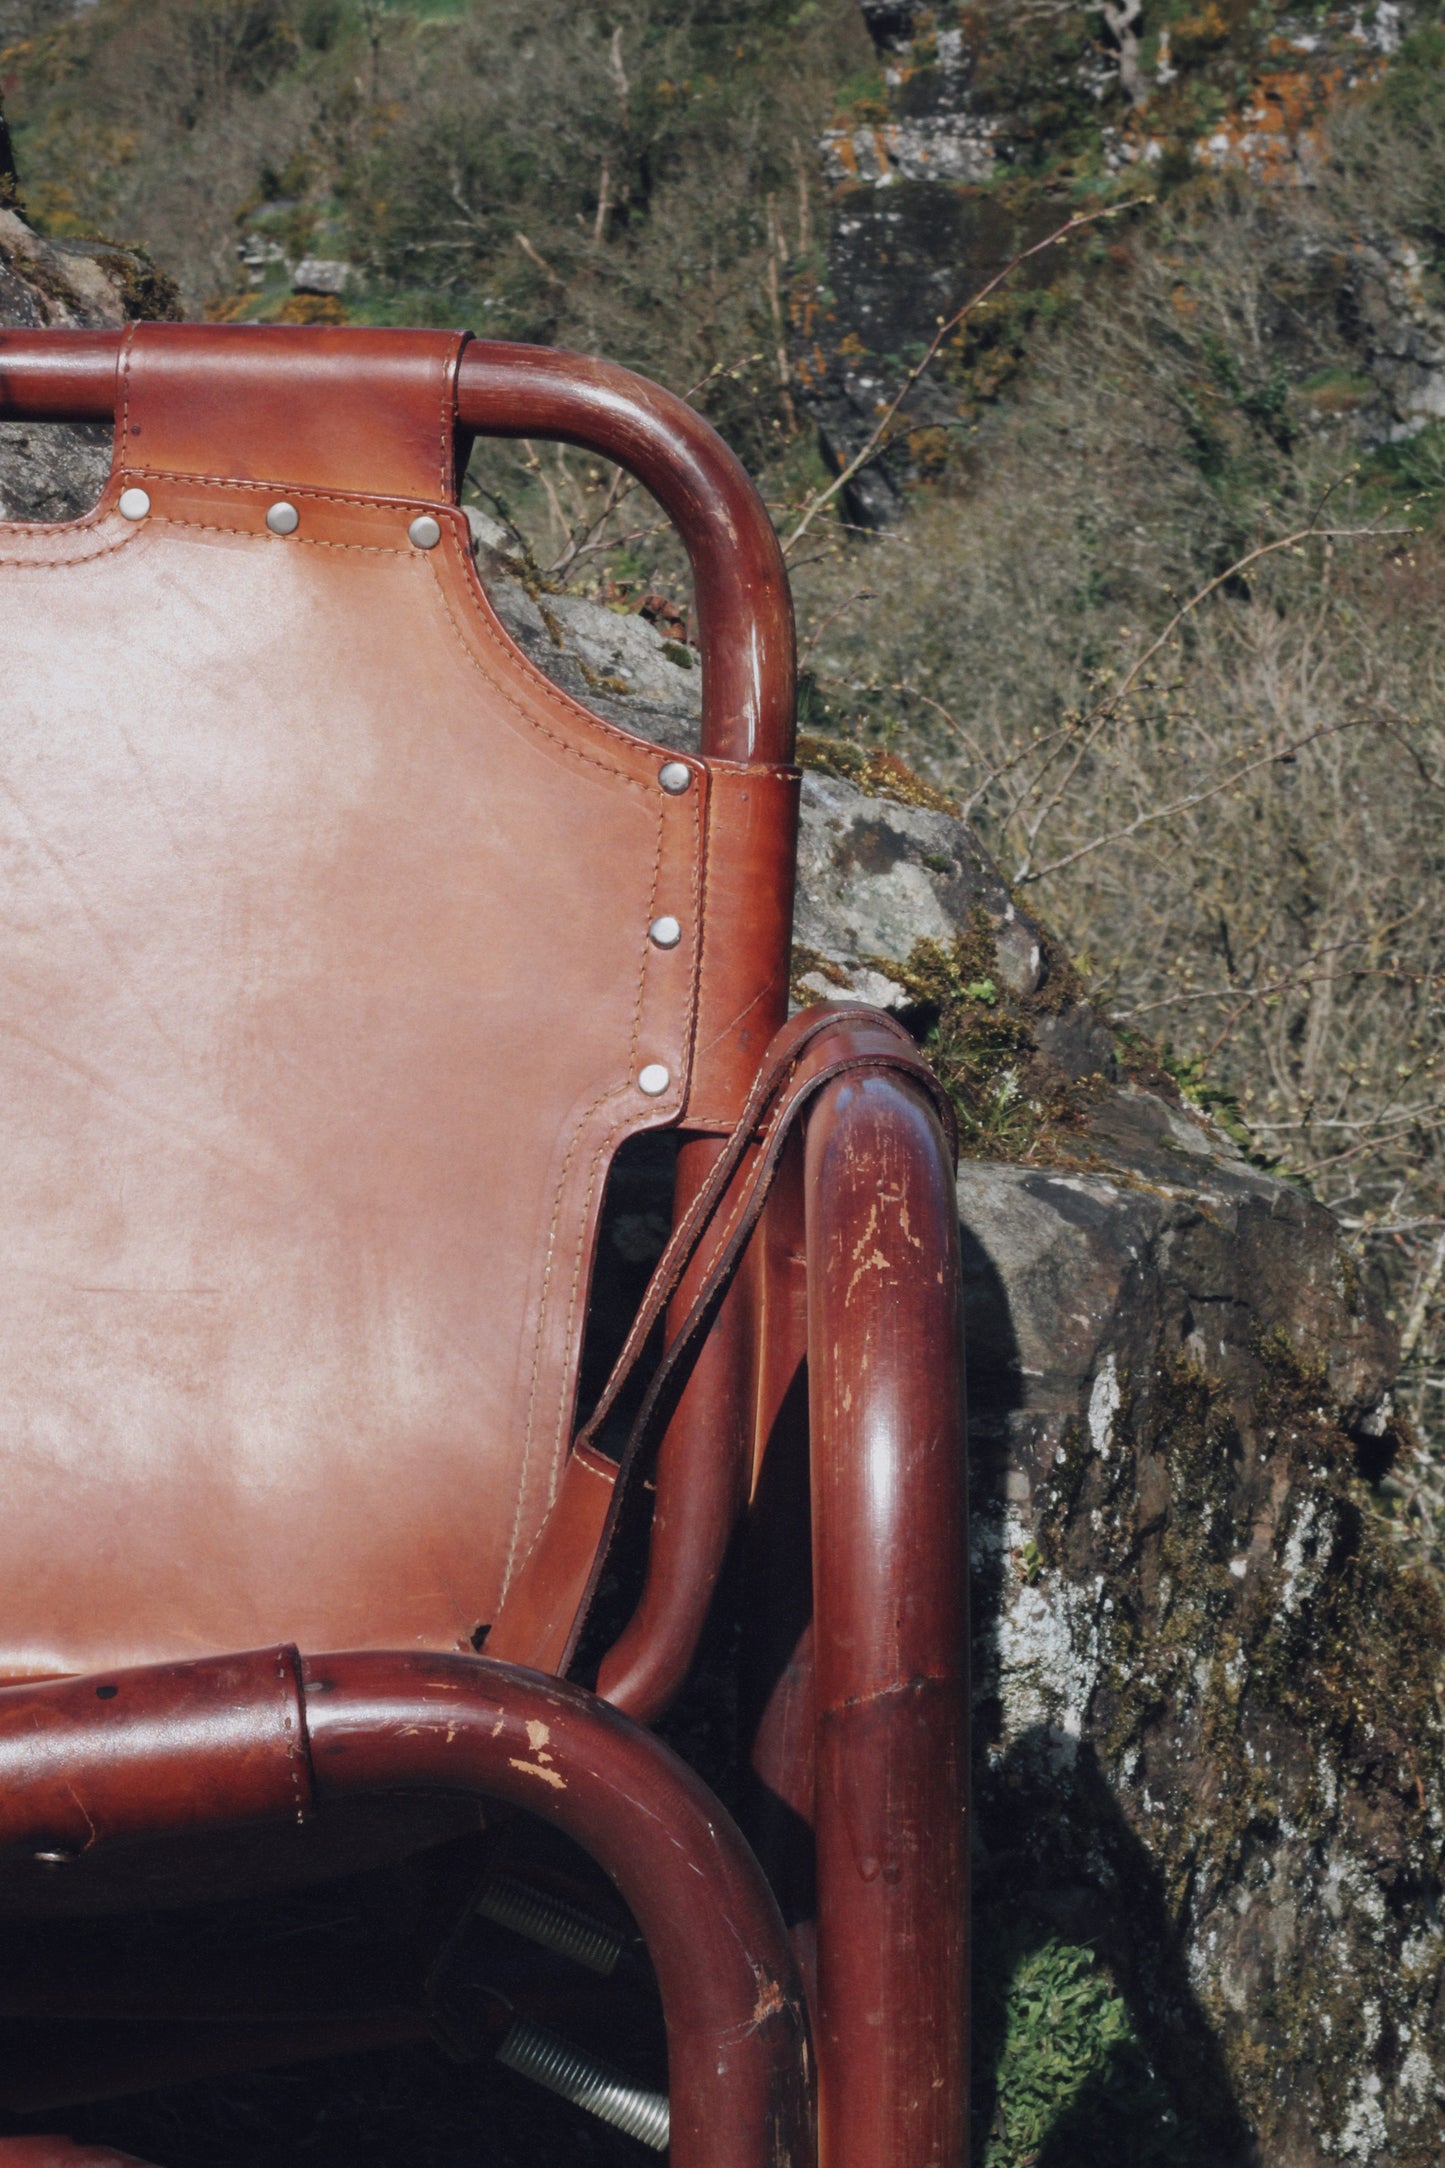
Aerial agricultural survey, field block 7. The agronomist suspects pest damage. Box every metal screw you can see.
[658,761,692,794]
[649,915,682,950]
[474,1871,624,1977]
[266,501,300,536]
[496,2020,668,2151]
[118,487,151,521]
[638,1064,671,1097]
[408,513,442,550]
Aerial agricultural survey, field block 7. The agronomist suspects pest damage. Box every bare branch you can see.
[781,197,1153,558]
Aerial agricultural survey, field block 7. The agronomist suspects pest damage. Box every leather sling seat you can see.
[0,322,789,1691]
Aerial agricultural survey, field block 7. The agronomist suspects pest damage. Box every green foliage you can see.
[0,0,865,471]
[1154,1044,1268,1162]
[883,920,1102,1162]
[976,1935,1181,2167]
[796,728,960,811]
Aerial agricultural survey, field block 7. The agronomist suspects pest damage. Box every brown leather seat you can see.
[0,323,796,1686]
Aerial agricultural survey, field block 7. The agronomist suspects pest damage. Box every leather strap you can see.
[486,1004,956,1676]
[116,322,468,501]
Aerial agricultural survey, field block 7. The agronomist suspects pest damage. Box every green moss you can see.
[1155,1046,1263,1160]
[796,731,960,814]
[92,243,181,321]
[883,916,1102,1161]
[787,943,852,1006]
[977,1935,1179,2168]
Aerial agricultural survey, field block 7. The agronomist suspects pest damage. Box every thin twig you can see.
[1018,716,1379,885]
[780,197,1153,557]
[801,589,877,663]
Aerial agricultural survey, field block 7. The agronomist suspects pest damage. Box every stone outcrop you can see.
[798,1,1445,524]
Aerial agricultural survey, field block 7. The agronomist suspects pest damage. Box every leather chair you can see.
[0,325,968,2168]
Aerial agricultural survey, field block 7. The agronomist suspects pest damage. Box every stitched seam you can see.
[432,532,696,772]
[82,479,654,786]
[544,1128,622,1509]
[146,516,409,556]
[427,548,681,1595]
[432,566,653,782]
[108,467,681,786]
[118,320,136,469]
[0,473,133,558]
[681,754,705,1093]
[687,772,791,1120]
[500,1436,618,1610]
[0,529,138,571]
[125,469,444,514]
[437,335,460,496]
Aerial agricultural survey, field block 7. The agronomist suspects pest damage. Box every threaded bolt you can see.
[496,2018,669,2150]
[475,1871,625,1977]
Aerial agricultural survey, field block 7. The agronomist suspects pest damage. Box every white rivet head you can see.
[266,500,300,536]
[638,1063,671,1097]
[649,915,682,950]
[118,487,151,521]
[658,761,692,794]
[408,513,442,551]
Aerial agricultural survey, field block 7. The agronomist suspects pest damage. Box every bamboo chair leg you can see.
[804,1070,969,2168]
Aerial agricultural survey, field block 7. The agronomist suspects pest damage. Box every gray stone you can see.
[0,206,159,523]
[291,257,354,297]
[1351,235,1445,442]
[961,1129,1430,2166]
[467,515,703,746]
[792,766,1046,997]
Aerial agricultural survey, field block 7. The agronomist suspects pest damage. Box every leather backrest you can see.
[0,324,796,1683]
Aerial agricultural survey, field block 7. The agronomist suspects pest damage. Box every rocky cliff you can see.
[4,204,1443,2166]
[799,1,1445,525]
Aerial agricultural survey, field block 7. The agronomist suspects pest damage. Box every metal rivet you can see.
[118,487,151,521]
[408,513,442,551]
[649,915,682,950]
[266,501,300,536]
[658,761,692,795]
[637,1064,671,1097]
